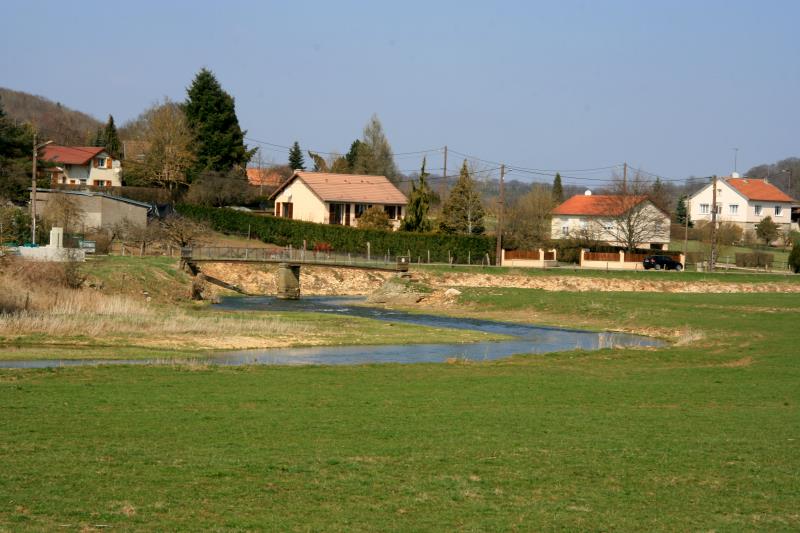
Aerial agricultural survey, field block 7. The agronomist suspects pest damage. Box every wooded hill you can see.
[0,87,103,145]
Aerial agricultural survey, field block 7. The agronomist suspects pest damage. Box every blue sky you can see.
[2,0,798,186]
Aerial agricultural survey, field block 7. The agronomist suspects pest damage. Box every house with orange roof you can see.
[687,173,795,237]
[41,145,122,187]
[551,192,671,249]
[269,171,407,230]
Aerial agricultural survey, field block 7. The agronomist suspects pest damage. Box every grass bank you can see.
[1,289,799,530]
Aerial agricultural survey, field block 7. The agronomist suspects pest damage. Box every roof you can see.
[41,146,106,165]
[246,168,284,187]
[34,188,153,210]
[552,195,649,216]
[270,171,407,204]
[726,177,794,203]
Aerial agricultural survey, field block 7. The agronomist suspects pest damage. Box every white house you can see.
[551,193,671,249]
[41,145,122,187]
[269,171,407,230]
[687,174,795,235]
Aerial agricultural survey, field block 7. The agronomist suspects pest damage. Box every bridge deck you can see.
[182,246,409,272]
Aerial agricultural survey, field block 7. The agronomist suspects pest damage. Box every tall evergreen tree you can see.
[184,68,254,176]
[402,157,433,232]
[103,115,121,158]
[92,127,105,147]
[345,139,365,173]
[288,141,305,170]
[356,114,397,181]
[439,160,485,235]
[552,172,563,204]
[0,96,34,201]
[675,196,691,227]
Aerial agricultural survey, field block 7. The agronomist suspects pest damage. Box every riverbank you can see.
[2,288,798,530]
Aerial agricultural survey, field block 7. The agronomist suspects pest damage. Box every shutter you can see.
[93,158,98,168]
[275,203,281,217]
[286,203,293,219]
[107,158,112,169]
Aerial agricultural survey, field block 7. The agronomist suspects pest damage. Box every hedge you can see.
[735,252,774,268]
[177,205,496,264]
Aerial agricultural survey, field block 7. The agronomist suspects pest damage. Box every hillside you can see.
[0,87,103,145]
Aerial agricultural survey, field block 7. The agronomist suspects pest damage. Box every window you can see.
[328,203,345,224]
[384,205,400,220]
[561,225,569,236]
[700,204,709,214]
[715,204,722,214]
[775,205,783,217]
[755,205,762,216]
[93,180,106,187]
[729,204,738,215]
[282,202,293,219]
[354,203,371,218]
[96,157,106,168]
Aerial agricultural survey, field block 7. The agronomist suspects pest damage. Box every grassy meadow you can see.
[2,286,799,530]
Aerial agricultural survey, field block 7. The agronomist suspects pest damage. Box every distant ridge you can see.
[0,87,103,145]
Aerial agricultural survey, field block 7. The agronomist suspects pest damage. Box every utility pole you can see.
[683,195,690,258]
[441,145,448,201]
[709,175,718,272]
[495,164,505,266]
[622,162,628,193]
[31,133,38,245]
[30,134,53,245]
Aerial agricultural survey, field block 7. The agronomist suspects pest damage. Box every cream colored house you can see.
[269,171,408,230]
[551,193,671,249]
[688,174,795,234]
[41,145,122,187]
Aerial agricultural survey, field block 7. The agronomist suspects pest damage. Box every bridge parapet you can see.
[183,246,409,272]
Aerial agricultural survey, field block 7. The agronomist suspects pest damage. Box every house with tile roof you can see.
[687,174,795,236]
[551,193,671,249]
[41,145,122,187]
[269,171,407,230]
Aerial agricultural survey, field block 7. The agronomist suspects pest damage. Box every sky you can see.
[2,0,799,187]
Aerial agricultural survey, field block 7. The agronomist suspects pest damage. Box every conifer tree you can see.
[184,68,254,176]
[439,160,485,235]
[552,172,563,204]
[402,157,433,232]
[288,141,305,170]
[675,196,691,227]
[356,114,397,180]
[103,115,121,159]
[92,127,105,147]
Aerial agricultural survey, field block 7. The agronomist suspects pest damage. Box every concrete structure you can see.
[41,145,122,187]
[32,189,151,231]
[579,249,684,271]
[500,249,558,268]
[551,193,671,250]
[270,171,407,230]
[688,174,795,237]
[18,227,86,262]
[276,263,301,299]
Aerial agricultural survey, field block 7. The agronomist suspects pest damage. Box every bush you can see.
[735,252,774,268]
[176,205,495,264]
[789,243,800,274]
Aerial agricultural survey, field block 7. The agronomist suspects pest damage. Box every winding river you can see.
[0,297,663,368]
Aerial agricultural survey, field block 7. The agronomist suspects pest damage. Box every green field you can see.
[2,288,799,530]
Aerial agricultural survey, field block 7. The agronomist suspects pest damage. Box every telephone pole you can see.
[622,162,628,193]
[709,175,718,272]
[30,134,53,245]
[441,145,448,201]
[495,164,505,266]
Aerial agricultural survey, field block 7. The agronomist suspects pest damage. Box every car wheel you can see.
[675,264,683,272]
[655,264,662,270]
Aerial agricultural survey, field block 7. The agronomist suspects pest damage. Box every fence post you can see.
[468,251,471,265]
[367,242,371,261]
[427,250,430,263]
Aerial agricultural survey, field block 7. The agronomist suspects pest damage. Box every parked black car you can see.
[643,255,683,271]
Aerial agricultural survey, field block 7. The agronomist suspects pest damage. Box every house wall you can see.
[689,180,792,231]
[273,180,327,224]
[61,161,122,187]
[34,191,148,231]
[551,203,670,248]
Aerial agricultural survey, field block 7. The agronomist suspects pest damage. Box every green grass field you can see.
[2,288,799,530]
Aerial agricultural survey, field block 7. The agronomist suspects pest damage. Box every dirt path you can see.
[197,263,799,296]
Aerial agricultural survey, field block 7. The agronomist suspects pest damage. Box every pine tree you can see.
[184,68,254,176]
[357,114,397,181]
[552,172,563,204]
[345,139,365,173]
[675,196,691,227]
[402,157,433,232]
[103,115,121,159]
[288,141,305,170]
[439,160,485,235]
[92,127,105,147]
[0,95,35,202]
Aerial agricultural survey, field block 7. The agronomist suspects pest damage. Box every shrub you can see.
[357,206,391,231]
[176,205,495,264]
[735,252,774,268]
[789,242,800,274]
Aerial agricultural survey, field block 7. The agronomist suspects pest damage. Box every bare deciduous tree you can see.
[160,215,207,248]
[43,193,85,233]
[504,184,553,249]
